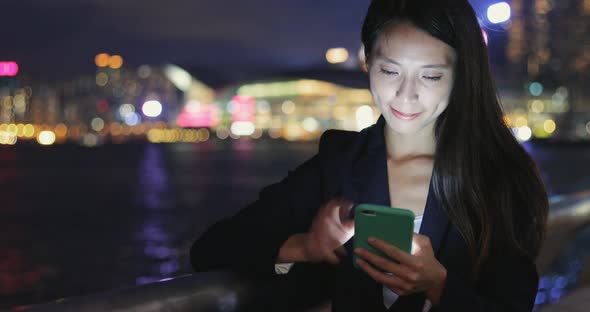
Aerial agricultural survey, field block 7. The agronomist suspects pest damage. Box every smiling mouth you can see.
[391,108,421,120]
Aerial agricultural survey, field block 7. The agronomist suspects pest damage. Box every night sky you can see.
[2,0,503,79]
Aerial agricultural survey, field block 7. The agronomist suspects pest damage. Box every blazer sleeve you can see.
[190,154,324,277]
[434,250,539,312]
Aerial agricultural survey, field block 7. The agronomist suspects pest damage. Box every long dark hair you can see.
[362,0,548,280]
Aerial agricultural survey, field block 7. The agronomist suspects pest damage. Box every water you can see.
[0,139,589,309]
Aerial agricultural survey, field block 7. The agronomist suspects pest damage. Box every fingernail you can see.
[354,248,361,253]
[368,237,376,243]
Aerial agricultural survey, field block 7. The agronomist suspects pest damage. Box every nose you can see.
[395,77,419,103]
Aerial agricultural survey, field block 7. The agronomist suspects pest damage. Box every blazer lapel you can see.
[341,115,390,209]
[419,181,451,257]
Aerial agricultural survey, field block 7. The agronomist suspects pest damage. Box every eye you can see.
[379,68,398,76]
[423,76,442,81]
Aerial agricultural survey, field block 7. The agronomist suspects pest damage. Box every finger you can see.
[368,237,414,265]
[412,233,432,250]
[327,198,353,221]
[324,251,341,265]
[338,200,354,221]
[341,218,355,235]
[334,245,348,258]
[355,258,413,293]
[354,248,411,278]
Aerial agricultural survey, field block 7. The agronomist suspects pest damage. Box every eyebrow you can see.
[375,55,452,69]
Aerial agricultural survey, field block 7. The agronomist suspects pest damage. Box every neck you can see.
[384,124,436,161]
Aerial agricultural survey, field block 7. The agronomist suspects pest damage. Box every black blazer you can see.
[190,116,539,311]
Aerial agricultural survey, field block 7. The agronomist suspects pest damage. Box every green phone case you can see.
[353,204,415,270]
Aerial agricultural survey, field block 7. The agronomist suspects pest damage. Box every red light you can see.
[97,99,109,113]
[0,62,19,76]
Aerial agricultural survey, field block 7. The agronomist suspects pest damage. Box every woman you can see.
[191,0,548,311]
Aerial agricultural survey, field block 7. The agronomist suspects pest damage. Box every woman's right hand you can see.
[302,198,355,265]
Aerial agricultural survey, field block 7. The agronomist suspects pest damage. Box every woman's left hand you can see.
[354,233,447,305]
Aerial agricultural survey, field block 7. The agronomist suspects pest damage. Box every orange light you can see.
[54,123,68,138]
[109,55,123,69]
[95,53,110,67]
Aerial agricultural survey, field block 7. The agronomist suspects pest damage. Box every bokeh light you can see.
[124,112,140,126]
[326,48,349,64]
[0,61,19,76]
[529,82,543,96]
[95,53,110,67]
[0,130,17,145]
[83,133,98,147]
[91,117,105,132]
[119,104,135,118]
[142,100,162,117]
[355,105,374,130]
[108,55,124,69]
[544,119,556,133]
[137,65,151,78]
[302,117,319,132]
[96,72,109,87]
[54,123,68,138]
[37,131,56,145]
[281,100,296,115]
[515,116,528,127]
[23,124,35,138]
[230,121,255,136]
[531,100,545,113]
[516,126,532,141]
[487,2,511,24]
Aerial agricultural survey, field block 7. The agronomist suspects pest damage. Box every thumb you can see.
[341,218,355,236]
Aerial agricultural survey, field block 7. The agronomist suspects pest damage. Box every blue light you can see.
[529,82,543,96]
[125,112,140,126]
[534,291,546,305]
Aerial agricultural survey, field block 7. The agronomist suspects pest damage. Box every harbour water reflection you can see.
[0,139,589,309]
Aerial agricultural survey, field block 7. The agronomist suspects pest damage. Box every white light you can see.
[302,117,319,132]
[516,126,532,141]
[281,100,296,114]
[356,105,374,130]
[119,104,135,118]
[125,112,140,126]
[142,100,162,117]
[230,121,255,136]
[83,133,98,147]
[0,131,17,145]
[37,130,56,145]
[186,100,201,113]
[163,64,193,92]
[90,117,105,132]
[487,2,511,24]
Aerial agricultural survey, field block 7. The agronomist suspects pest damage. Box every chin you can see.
[383,114,422,134]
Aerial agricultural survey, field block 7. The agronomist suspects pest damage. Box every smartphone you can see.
[353,203,415,270]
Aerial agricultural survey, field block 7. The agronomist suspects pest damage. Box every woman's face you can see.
[368,22,456,136]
